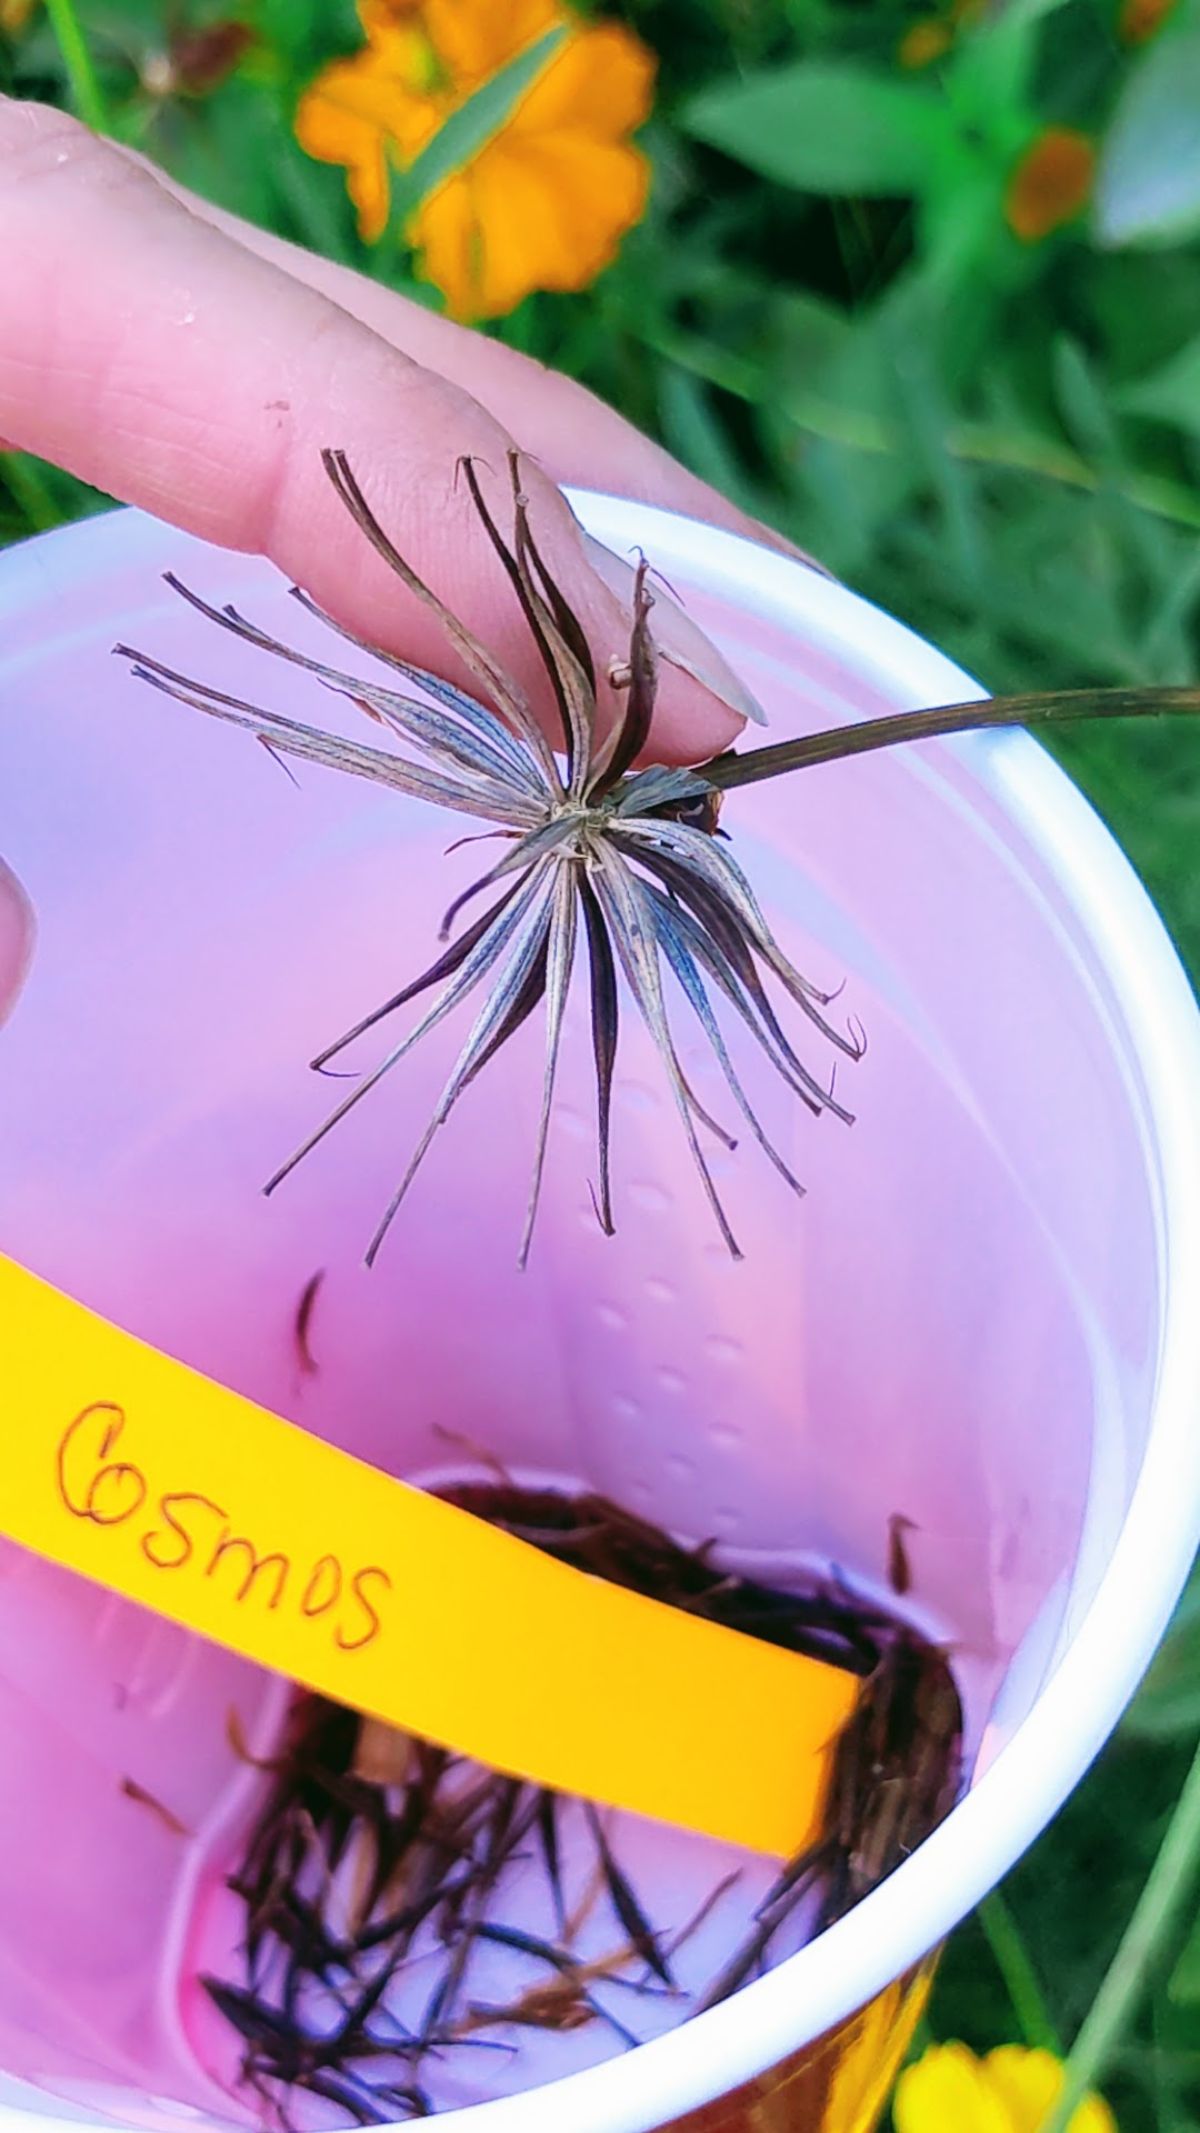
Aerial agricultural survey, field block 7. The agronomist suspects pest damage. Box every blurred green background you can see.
[3,1,1200,2123]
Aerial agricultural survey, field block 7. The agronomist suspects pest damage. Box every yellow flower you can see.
[1004,126,1095,242]
[295,0,655,319]
[894,2043,1117,2133]
[0,0,38,32]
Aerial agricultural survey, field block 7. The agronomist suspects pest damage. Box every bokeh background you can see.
[2,2,1200,2124]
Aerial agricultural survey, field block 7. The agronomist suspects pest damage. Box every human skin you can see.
[0,860,32,1028]
[0,94,819,1023]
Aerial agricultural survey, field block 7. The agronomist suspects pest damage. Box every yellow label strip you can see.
[0,1253,858,1856]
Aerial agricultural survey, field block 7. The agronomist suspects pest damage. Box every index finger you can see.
[113,143,824,575]
[0,98,756,765]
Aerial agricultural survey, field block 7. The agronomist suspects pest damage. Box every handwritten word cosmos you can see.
[56,1402,390,1652]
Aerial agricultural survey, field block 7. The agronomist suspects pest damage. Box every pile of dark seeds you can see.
[205,1486,962,2126]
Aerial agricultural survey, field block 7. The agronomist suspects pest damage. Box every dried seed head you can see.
[115,450,1200,1264]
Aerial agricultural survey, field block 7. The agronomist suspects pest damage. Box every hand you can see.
[0,96,806,749]
[0,96,821,1025]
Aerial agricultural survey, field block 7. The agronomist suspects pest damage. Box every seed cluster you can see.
[206,1485,962,2127]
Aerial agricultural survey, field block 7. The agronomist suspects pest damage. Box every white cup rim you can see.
[2,496,1199,2133]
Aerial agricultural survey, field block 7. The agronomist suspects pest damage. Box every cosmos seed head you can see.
[115,449,1200,1266]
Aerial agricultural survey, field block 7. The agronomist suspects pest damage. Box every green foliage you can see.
[682,64,945,194]
[3,1,1200,2123]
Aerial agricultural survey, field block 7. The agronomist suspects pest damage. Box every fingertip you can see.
[645,661,749,767]
[0,858,34,1028]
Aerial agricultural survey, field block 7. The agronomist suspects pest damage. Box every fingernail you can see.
[582,531,768,728]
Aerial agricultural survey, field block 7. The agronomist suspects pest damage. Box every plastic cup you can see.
[0,494,1197,2133]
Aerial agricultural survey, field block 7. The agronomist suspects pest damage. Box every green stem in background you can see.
[1038,1729,1200,2133]
[979,1892,1063,2056]
[43,0,110,133]
[647,329,1200,537]
[1,453,59,536]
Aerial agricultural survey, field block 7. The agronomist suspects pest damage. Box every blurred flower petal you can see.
[1006,127,1096,242]
[897,18,955,69]
[1119,0,1179,43]
[895,2042,1013,2133]
[416,131,650,316]
[985,2046,1117,2133]
[895,2042,1118,2133]
[513,21,656,135]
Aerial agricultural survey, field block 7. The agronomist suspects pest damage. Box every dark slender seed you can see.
[585,1805,674,1988]
[333,1950,410,2051]
[208,1482,961,2126]
[294,1270,324,1376]
[536,1790,566,1936]
[474,1921,572,1972]
[692,1912,782,2015]
[887,1512,917,1597]
[351,1869,475,1956]
[755,1841,825,1922]
[202,1979,305,2049]
[582,1992,641,2050]
[664,1870,743,1961]
[119,1776,190,1838]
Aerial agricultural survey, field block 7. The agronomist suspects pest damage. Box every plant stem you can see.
[44,0,110,133]
[645,329,1200,536]
[1039,1729,1200,2133]
[979,1892,1062,2055]
[703,686,1200,795]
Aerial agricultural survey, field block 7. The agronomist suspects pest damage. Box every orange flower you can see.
[0,0,38,31]
[1005,127,1095,242]
[898,17,955,68]
[896,0,980,66]
[295,0,655,319]
[1118,0,1178,41]
[359,0,424,25]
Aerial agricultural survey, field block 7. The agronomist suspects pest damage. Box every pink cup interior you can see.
[0,498,1194,2133]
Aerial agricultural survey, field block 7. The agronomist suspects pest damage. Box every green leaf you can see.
[1095,24,1200,248]
[658,367,752,503]
[681,63,949,197]
[392,24,570,222]
[42,0,110,133]
[1118,337,1200,439]
[1124,1582,1200,1742]
[270,140,360,266]
[0,451,61,535]
[1168,1910,1200,2007]
[1053,336,1174,586]
[945,10,1042,138]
